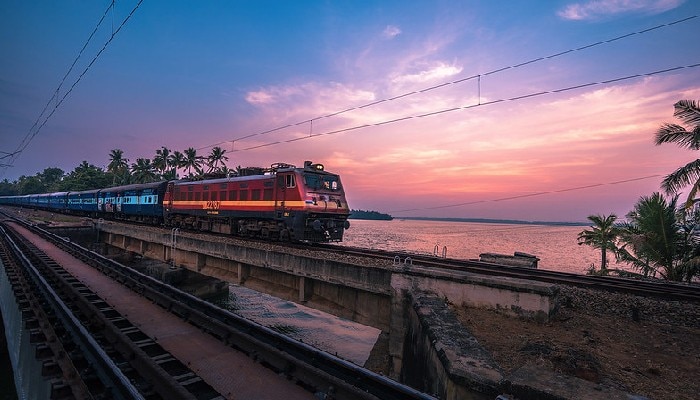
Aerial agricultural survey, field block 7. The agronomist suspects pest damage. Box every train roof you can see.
[173,161,332,186]
[100,181,168,193]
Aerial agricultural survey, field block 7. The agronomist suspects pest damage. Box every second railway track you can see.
[317,244,700,303]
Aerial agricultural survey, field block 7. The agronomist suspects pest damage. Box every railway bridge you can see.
[93,221,559,399]
[4,212,684,400]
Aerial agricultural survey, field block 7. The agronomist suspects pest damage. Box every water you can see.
[341,219,625,274]
[212,285,381,366]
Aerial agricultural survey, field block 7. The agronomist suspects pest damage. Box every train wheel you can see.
[280,229,290,242]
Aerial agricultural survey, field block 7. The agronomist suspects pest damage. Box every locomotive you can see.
[0,161,351,243]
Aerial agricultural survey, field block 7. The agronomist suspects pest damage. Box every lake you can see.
[341,219,626,274]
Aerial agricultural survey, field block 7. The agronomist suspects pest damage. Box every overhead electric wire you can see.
[0,0,143,175]
[194,14,698,152]
[228,61,700,152]
[388,174,664,214]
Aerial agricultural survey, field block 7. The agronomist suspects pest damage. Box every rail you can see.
[323,244,700,303]
[1,210,437,400]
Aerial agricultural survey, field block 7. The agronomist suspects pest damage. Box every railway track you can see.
[318,244,700,303]
[0,212,437,400]
[0,221,223,400]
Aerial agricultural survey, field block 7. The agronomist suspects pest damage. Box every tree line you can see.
[578,100,700,282]
[0,145,231,196]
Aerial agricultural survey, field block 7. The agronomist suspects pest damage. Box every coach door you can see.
[276,173,298,215]
[165,182,174,212]
[275,174,287,216]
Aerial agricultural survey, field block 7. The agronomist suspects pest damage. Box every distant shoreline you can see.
[385,216,588,227]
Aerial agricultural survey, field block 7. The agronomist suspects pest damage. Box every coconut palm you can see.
[131,158,157,183]
[183,147,203,177]
[168,150,186,179]
[577,214,620,274]
[206,146,229,173]
[107,148,130,185]
[654,99,700,209]
[153,147,171,178]
[617,192,698,281]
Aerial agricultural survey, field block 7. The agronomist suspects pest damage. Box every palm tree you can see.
[617,192,698,281]
[131,158,157,183]
[206,146,229,173]
[577,214,620,275]
[183,147,203,178]
[655,99,700,209]
[168,150,186,179]
[107,149,130,185]
[153,147,171,178]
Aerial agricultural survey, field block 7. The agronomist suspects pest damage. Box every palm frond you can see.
[661,159,700,194]
[684,181,700,210]
[673,99,700,125]
[654,123,700,149]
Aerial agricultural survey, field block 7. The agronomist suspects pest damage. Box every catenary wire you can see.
[229,62,700,152]
[194,14,698,152]
[388,174,663,214]
[0,0,143,175]
[6,2,115,163]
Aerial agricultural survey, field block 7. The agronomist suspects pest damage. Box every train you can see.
[0,161,351,243]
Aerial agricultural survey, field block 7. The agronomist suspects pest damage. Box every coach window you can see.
[203,191,209,201]
[285,174,296,188]
[211,191,218,201]
[229,190,237,201]
[252,189,261,201]
[240,190,248,201]
[195,192,201,201]
[263,188,273,201]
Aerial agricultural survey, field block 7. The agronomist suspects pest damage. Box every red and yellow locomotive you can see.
[163,161,350,242]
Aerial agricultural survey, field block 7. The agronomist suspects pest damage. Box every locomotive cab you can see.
[296,161,350,242]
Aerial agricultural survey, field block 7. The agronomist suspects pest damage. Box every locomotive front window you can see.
[304,174,341,191]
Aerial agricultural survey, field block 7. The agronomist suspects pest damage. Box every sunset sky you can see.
[1,0,699,222]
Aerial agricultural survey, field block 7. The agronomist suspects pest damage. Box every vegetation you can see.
[0,146,234,195]
[579,99,700,282]
[577,214,620,275]
[618,193,700,281]
[654,99,700,209]
[349,210,393,220]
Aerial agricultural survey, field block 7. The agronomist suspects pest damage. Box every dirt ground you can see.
[457,304,700,400]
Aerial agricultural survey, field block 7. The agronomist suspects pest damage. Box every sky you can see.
[1,0,699,222]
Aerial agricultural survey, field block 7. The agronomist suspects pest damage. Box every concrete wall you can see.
[401,295,502,400]
[0,260,52,399]
[96,223,560,394]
